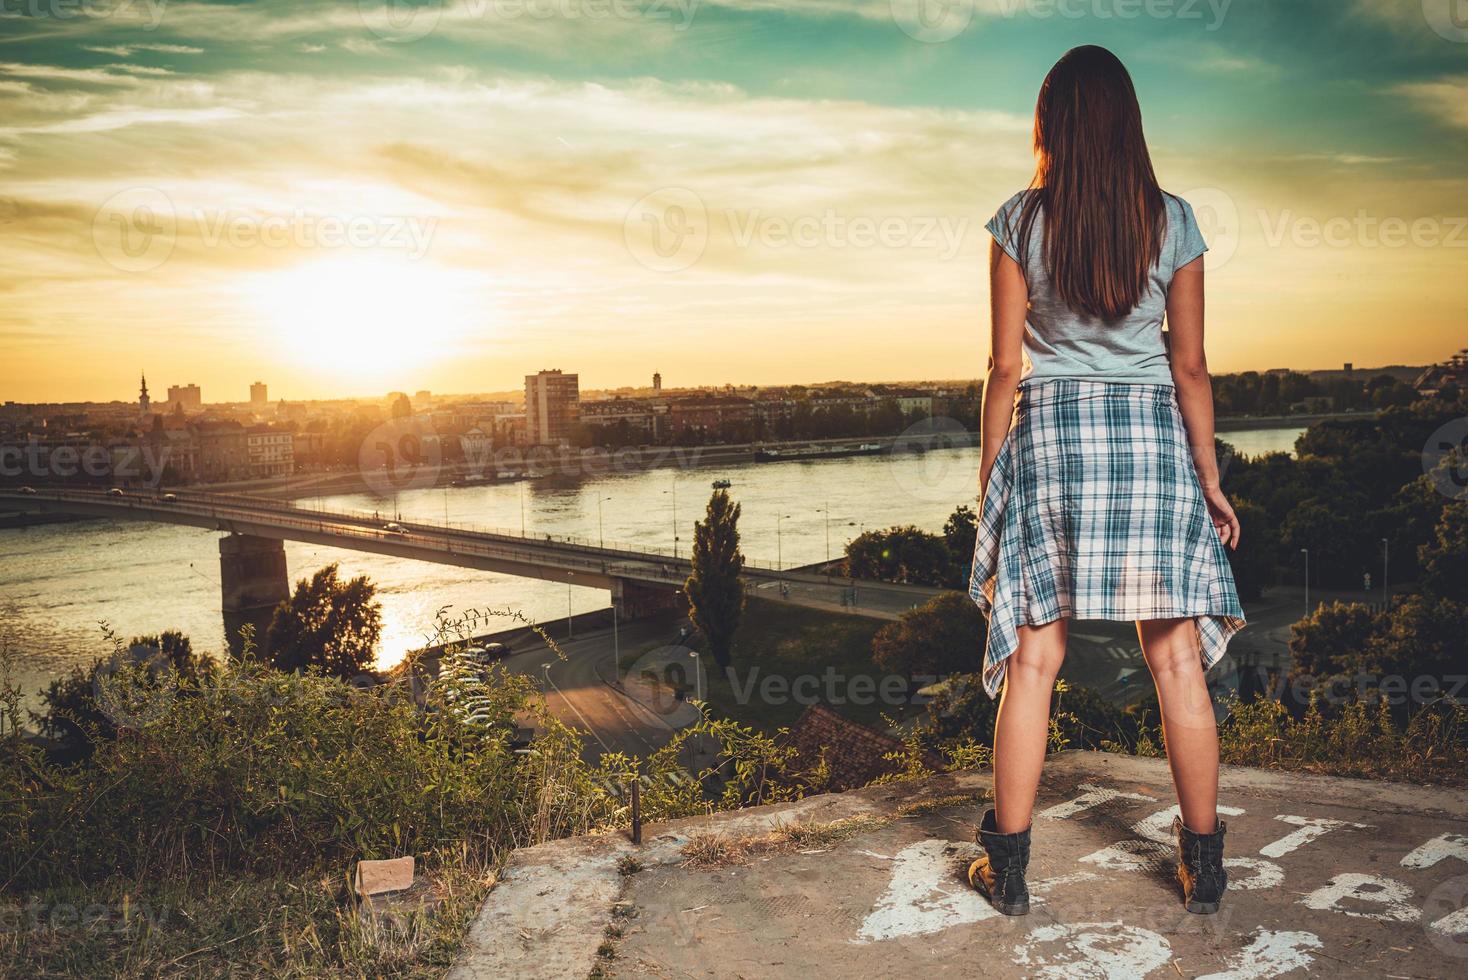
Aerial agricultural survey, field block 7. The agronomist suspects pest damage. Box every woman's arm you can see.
[1166,256,1240,549]
[978,240,1028,499]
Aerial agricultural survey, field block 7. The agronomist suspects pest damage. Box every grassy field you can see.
[624,597,898,733]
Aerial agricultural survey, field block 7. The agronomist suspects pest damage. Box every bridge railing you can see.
[2,487,814,577]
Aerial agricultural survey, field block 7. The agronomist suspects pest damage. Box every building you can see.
[167,384,203,412]
[667,394,754,436]
[138,372,151,420]
[1414,349,1468,399]
[250,381,268,406]
[652,371,662,392]
[193,420,249,483]
[581,397,660,442]
[246,425,295,478]
[525,369,579,446]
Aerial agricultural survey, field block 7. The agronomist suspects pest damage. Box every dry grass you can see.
[679,814,889,869]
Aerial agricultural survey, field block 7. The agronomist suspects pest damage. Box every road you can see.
[441,611,698,762]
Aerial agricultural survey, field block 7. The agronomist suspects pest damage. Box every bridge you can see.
[0,487,936,652]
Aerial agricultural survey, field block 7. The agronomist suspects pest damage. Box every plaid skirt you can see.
[968,379,1245,699]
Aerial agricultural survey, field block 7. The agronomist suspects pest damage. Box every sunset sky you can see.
[1,0,1465,403]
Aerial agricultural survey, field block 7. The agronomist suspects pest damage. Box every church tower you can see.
[139,371,151,418]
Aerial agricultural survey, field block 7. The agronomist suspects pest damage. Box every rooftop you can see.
[448,751,1468,979]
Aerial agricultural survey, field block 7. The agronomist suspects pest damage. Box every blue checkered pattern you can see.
[968,379,1246,699]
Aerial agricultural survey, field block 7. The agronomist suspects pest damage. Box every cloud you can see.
[1395,75,1468,130]
[82,43,204,57]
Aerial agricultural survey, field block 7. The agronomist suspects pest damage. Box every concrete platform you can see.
[449,752,1468,979]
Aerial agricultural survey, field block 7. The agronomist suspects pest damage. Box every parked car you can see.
[107,487,124,497]
[484,641,512,658]
[18,486,36,494]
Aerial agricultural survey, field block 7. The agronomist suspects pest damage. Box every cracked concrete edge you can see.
[445,776,964,980]
[1051,750,1468,818]
[444,752,1468,980]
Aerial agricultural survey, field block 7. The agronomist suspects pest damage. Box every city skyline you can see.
[2,1,1466,401]
[4,350,1447,409]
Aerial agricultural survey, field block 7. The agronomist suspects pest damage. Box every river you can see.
[0,427,1304,705]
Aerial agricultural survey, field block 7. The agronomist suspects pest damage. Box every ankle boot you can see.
[1173,815,1228,914]
[968,808,1030,915]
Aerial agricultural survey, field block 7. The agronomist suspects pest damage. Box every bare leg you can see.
[992,620,1068,834]
[1136,617,1219,832]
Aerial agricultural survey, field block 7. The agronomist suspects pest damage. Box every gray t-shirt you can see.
[986,191,1208,387]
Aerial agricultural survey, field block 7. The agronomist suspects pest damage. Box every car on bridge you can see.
[161,493,178,502]
[107,487,125,497]
[383,522,409,535]
[18,486,36,494]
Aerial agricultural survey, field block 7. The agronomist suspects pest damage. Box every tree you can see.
[35,630,208,757]
[871,591,986,681]
[1420,500,1468,602]
[942,505,979,588]
[844,526,950,586]
[1226,498,1272,601]
[266,564,383,679]
[1288,601,1383,679]
[684,489,746,670]
[1369,594,1468,679]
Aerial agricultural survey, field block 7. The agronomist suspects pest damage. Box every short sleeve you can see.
[985,192,1027,264]
[1172,196,1209,269]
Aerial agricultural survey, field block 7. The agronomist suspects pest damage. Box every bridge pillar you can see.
[611,577,682,620]
[220,533,290,657]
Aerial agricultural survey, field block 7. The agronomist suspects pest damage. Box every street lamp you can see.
[541,662,552,693]
[1381,537,1389,606]
[776,512,792,570]
[663,480,678,558]
[596,495,612,549]
[567,571,574,639]
[612,601,620,676]
[814,498,832,563]
[519,483,527,536]
[1300,548,1310,617]
[689,649,702,702]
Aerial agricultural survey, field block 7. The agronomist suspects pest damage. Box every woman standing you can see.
[967,45,1246,916]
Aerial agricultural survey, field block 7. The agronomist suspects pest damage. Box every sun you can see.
[251,254,482,381]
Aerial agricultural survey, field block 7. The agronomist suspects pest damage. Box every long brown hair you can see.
[1013,46,1165,321]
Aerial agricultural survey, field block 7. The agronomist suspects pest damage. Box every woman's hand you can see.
[1202,484,1240,551]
